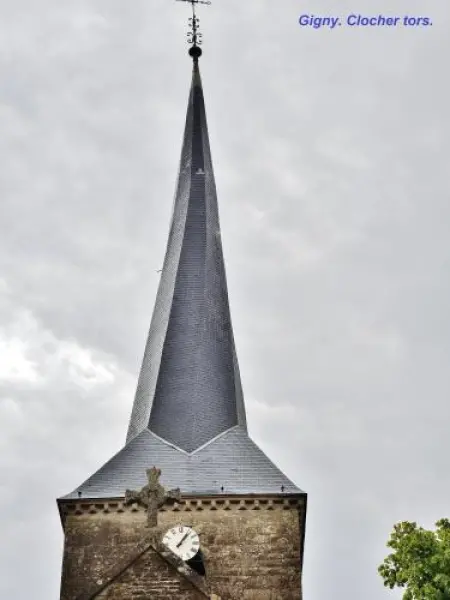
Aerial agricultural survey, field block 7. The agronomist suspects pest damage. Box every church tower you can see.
[58,6,307,599]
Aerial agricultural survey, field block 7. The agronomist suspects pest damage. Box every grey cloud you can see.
[1,0,449,599]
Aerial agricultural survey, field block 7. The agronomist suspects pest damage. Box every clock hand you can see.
[176,531,190,548]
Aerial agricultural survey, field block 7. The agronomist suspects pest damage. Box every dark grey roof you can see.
[61,427,302,499]
[60,57,304,502]
[126,59,247,454]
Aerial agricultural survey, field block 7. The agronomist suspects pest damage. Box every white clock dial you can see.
[162,525,200,562]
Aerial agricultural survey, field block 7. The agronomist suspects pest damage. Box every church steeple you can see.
[127,51,247,453]
[58,14,307,599]
[60,7,301,500]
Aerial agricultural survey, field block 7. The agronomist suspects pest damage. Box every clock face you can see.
[162,525,200,562]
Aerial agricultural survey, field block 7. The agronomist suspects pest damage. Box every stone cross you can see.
[124,467,181,527]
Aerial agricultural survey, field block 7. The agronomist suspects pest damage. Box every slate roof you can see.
[60,54,303,502]
[126,58,247,454]
[61,427,301,499]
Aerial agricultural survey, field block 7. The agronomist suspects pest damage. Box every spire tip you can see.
[177,0,210,58]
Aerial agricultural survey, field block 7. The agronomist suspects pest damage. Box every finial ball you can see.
[189,46,202,59]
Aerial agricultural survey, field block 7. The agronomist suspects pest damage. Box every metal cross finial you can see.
[176,0,211,59]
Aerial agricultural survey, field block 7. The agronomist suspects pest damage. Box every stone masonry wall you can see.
[95,546,207,600]
[60,496,306,600]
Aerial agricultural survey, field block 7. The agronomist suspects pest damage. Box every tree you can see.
[378,518,450,599]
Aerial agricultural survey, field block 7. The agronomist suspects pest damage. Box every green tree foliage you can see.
[378,519,450,599]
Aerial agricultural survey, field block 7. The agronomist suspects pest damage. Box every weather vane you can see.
[176,0,211,59]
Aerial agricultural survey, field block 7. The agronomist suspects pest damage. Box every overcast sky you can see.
[0,0,448,598]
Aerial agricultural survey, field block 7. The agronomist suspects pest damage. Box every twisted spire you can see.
[126,51,247,453]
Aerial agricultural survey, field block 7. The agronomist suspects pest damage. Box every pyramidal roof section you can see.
[126,57,247,453]
[61,427,302,500]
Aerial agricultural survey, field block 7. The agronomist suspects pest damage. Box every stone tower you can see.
[57,16,307,600]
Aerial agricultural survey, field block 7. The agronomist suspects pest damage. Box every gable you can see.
[94,544,208,600]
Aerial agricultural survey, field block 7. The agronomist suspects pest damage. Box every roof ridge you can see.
[145,425,242,456]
